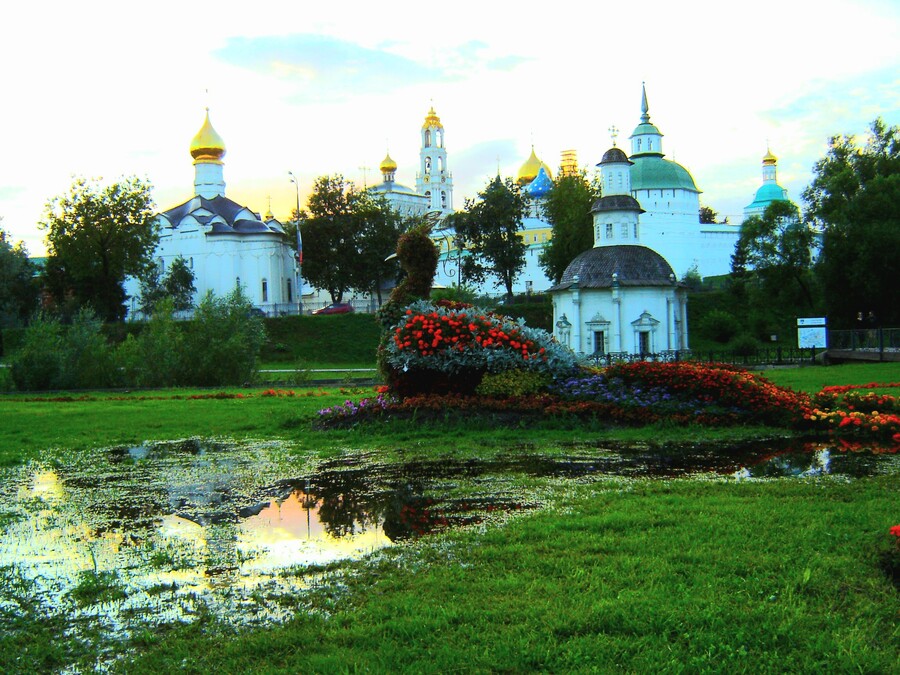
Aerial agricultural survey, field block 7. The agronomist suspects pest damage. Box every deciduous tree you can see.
[451,176,527,301]
[538,171,599,284]
[803,118,900,327]
[0,221,38,327]
[40,176,157,321]
[299,175,401,305]
[137,255,196,315]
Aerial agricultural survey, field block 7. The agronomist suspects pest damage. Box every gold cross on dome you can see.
[609,125,619,147]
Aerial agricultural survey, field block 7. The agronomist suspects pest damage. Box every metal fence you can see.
[828,328,900,352]
[583,347,821,368]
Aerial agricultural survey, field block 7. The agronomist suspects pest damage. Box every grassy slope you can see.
[123,478,899,674]
[763,361,900,393]
[1,364,898,672]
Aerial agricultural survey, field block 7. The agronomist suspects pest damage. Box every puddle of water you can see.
[0,437,896,653]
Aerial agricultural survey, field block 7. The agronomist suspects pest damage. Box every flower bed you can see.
[804,383,900,444]
[382,300,577,397]
[318,358,900,451]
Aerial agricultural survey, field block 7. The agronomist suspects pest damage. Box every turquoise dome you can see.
[629,155,699,193]
[745,182,787,210]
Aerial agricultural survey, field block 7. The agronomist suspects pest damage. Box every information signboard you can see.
[797,317,827,349]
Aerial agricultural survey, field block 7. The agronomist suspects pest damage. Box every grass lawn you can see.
[0,363,898,673]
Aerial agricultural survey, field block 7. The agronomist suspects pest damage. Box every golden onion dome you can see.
[762,148,777,165]
[517,147,544,185]
[190,109,226,162]
[422,106,443,129]
[380,152,398,173]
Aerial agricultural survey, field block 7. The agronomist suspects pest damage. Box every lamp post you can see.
[288,171,303,315]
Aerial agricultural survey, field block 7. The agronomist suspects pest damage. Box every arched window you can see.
[436,130,443,148]
[424,157,431,173]
[648,140,653,151]
[287,279,293,303]
[261,279,268,303]
[438,157,444,173]
[441,191,447,208]
[636,138,641,151]
[424,130,431,147]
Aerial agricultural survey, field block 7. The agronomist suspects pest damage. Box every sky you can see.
[1,0,898,257]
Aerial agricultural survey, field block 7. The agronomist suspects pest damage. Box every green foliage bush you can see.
[9,288,266,390]
[729,333,761,357]
[10,315,63,391]
[57,309,119,389]
[698,309,738,344]
[118,299,185,387]
[10,310,118,391]
[180,287,266,386]
[430,286,479,305]
[475,369,551,397]
[495,297,552,331]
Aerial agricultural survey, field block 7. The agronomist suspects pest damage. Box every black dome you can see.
[591,194,644,213]
[549,245,676,290]
[599,147,631,165]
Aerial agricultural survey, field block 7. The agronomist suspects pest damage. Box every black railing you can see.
[828,328,900,353]
[583,347,820,368]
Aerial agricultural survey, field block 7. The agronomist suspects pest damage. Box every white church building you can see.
[125,110,299,318]
[548,142,689,357]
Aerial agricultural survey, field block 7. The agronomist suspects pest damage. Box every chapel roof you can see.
[548,245,677,291]
[160,195,286,236]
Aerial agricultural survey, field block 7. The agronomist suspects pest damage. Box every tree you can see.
[803,118,900,327]
[40,176,157,322]
[348,194,404,307]
[0,221,38,327]
[538,171,599,284]
[299,175,403,305]
[732,200,818,308]
[137,255,196,315]
[451,176,527,301]
[699,204,719,224]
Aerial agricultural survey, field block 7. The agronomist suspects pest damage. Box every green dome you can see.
[629,155,699,193]
[745,182,788,210]
[630,121,661,139]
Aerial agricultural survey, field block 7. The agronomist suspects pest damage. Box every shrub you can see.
[10,314,64,390]
[10,310,118,390]
[698,309,738,343]
[57,309,119,389]
[117,299,185,387]
[180,287,266,386]
[476,369,551,397]
[729,333,761,356]
[430,286,479,306]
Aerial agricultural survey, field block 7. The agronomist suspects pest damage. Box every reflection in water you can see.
[0,437,896,647]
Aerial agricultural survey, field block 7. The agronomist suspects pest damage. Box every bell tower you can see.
[416,106,454,215]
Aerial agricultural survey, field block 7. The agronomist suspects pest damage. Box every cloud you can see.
[214,34,529,102]
[0,186,25,201]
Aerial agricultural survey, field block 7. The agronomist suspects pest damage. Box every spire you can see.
[630,82,663,157]
[640,82,650,123]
